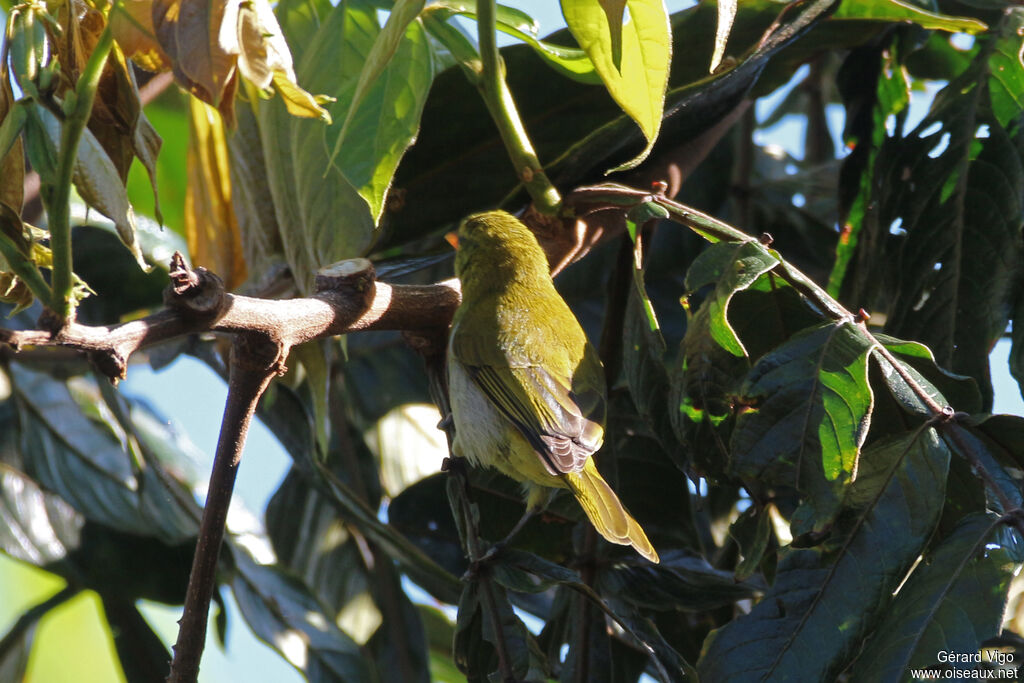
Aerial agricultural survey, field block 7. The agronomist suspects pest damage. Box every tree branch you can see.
[166,333,280,683]
[0,254,461,382]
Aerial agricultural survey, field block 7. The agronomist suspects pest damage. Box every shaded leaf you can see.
[875,18,1024,408]
[230,550,371,682]
[698,429,950,681]
[0,463,83,565]
[599,550,762,612]
[9,364,198,543]
[100,597,173,682]
[36,108,148,270]
[848,513,1012,680]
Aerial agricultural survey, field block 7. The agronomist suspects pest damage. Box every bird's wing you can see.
[461,360,604,476]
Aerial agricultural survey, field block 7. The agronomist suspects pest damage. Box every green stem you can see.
[476,0,561,214]
[47,23,114,321]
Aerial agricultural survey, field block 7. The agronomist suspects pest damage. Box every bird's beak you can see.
[445,232,459,250]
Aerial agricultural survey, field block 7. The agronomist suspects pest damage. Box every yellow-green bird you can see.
[446,210,659,563]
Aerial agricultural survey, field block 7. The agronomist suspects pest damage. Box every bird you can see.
[446,210,658,563]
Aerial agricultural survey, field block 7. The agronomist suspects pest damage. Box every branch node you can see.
[758,232,774,246]
[164,253,227,318]
[89,349,127,383]
[855,308,871,323]
[651,180,669,196]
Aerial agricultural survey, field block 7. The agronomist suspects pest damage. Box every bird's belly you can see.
[447,360,563,489]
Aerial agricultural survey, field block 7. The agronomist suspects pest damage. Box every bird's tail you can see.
[565,460,659,563]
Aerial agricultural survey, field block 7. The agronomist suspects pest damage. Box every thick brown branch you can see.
[0,257,461,382]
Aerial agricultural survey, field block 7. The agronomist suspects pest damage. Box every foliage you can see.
[2,0,1024,681]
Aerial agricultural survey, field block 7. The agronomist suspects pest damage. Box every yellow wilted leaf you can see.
[186,98,247,289]
[271,70,331,122]
[109,0,172,72]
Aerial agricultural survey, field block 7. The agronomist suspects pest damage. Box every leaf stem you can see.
[476,0,561,214]
[47,22,114,322]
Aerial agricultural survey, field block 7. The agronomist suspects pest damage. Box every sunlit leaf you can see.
[731,322,874,525]
[710,0,737,73]
[326,1,436,223]
[109,0,172,71]
[685,241,780,357]
[560,0,671,170]
[833,0,987,34]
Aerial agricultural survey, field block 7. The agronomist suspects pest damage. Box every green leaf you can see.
[453,580,549,682]
[623,282,677,458]
[35,108,148,270]
[832,0,987,33]
[0,462,82,565]
[698,429,951,681]
[730,323,875,523]
[600,551,762,612]
[830,40,910,296]
[230,549,371,681]
[871,334,982,417]
[988,8,1024,128]
[9,364,198,543]
[729,504,773,582]
[256,0,379,292]
[560,0,671,170]
[425,1,600,83]
[101,597,173,683]
[873,27,1024,408]
[685,241,781,357]
[848,513,1012,679]
[327,0,437,223]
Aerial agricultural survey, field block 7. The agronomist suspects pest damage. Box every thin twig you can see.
[166,334,280,683]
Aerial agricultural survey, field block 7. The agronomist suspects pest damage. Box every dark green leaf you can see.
[872,334,983,417]
[729,504,773,581]
[730,322,875,526]
[10,364,198,542]
[698,429,950,680]
[230,550,371,682]
[875,27,1024,408]
[101,597,172,683]
[848,513,1012,679]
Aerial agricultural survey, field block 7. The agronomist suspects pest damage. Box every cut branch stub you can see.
[315,258,376,299]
